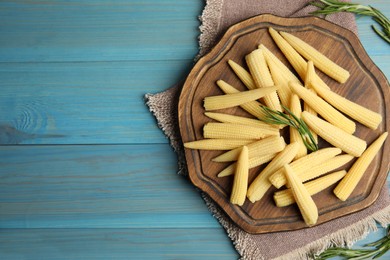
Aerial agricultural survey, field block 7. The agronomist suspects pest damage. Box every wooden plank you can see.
[1,144,388,229]
[0,0,388,259]
[0,57,387,145]
[0,227,389,259]
[0,228,239,259]
[0,0,201,62]
[0,144,220,228]
[0,1,388,63]
[0,60,194,144]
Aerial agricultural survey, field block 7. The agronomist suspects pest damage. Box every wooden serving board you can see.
[178,14,390,234]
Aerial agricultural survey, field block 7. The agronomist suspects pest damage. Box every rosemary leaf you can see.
[315,226,390,259]
[260,105,318,152]
[310,0,390,44]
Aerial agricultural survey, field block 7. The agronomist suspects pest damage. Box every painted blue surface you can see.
[0,0,388,259]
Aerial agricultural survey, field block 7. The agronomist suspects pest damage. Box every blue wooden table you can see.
[0,1,388,259]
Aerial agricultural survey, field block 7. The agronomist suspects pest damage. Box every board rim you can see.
[178,14,390,234]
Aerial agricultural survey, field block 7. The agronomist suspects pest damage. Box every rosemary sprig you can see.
[310,0,390,44]
[260,105,318,152]
[315,226,390,259]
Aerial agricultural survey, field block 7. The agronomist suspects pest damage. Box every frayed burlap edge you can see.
[144,84,188,176]
[279,205,390,260]
[144,85,390,259]
[144,1,389,259]
[197,0,224,59]
[145,79,390,260]
[203,190,390,260]
[201,193,265,260]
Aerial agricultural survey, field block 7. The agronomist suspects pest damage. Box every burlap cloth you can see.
[145,1,390,259]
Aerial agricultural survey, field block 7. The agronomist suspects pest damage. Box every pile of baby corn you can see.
[184,27,388,227]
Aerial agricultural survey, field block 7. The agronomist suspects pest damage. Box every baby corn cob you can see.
[245,49,282,111]
[217,153,277,177]
[183,139,254,150]
[298,154,354,183]
[268,28,330,91]
[230,146,249,206]
[213,135,285,162]
[269,27,307,81]
[269,147,341,188]
[259,44,298,108]
[204,112,279,133]
[228,60,256,90]
[303,61,318,144]
[259,44,301,84]
[274,170,346,207]
[289,94,307,159]
[304,60,315,88]
[303,89,318,144]
[204,84,279,111]
[264,59,292,108]
[279,31,350,83]
[284,164,318,226]
[247,142,300,203]
[203,122,276,140]
[302,112,366,157]
[289,81,356,134]
[310,79,383,130]
[217,80,267,120]
[334,132,388,201]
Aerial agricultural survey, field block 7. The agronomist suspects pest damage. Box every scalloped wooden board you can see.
[178,14,390,234]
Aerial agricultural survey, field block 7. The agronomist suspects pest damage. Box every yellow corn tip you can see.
[245,49,282,111]
[204,82,279,111]
[245,49,274,88]
[268,29,330,91]
[303,87,318,144]
[230,146,249,206]
[284,164,318,226]
[310,79,383,130]
[259,44,298,108]
[274,170,346,207]
[264,59,292,108]
[204,112,279,133]
[212,135,285,162]
[217,153,277,178]
[289,81,356,134]
[217,80,267,120]
[259,44,301,84]
[302,112,367,157]
[269,147,342,188]
[227,60,256,90]
[298,154,354,183]
[302,61,319,134]
[203,122,277,140]
[289,94,307,159]
[183,139,254,150]
[247,142,300,203]
[268,27,307,81]
[280,31,350,83]
[334,132,388,201]
[304,61,315,88]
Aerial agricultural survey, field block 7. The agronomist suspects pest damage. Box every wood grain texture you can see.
[0,228,238,259]
[0,60,193,144]
[0,0,201,62]
[179,14,390,234]
[0,0,388,259]
[0,144,220,228]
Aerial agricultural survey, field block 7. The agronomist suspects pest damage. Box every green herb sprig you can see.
[310,0,390,44]
[260,105,318,152]
[315,226,390,259]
